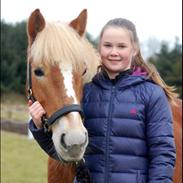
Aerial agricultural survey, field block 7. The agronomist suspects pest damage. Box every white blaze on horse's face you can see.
[60,64,78,104]
[51,64,88,162]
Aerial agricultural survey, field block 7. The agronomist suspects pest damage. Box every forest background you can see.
[1,21,182,98]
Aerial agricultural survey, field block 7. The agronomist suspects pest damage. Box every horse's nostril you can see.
[60,133,67,149]
[60,131,88,150]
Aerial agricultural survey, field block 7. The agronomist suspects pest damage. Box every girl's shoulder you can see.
[142,79,161,89]
[143,80,165,95]
[82,82,96,101]
[135,78,164,93]
[132,79,167,106]
[83,82,94,93]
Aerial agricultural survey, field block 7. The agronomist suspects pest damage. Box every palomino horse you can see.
[26,9,100,183]
[26,9,182,183]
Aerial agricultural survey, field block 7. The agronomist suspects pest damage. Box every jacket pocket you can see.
[137,170,147,183]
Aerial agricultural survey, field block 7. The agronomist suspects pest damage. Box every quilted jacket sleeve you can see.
[146,86,176,183]
[29,119,59,160]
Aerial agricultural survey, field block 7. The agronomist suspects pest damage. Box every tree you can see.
[1,21,27,94]
[149,39,182,98]
[1,21,182,98]
[1,22,100,95]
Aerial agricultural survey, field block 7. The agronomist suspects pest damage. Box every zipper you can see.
[104,85,115,183]
[137,170,142,183]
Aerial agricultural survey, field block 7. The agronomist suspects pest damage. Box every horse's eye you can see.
[82,63,87,76]
[82,68,87,76]
[34,68,44,76]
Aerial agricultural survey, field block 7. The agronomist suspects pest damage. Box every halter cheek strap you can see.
[27,62,36,102]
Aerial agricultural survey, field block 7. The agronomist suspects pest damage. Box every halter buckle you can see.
[27,89,32,99]
[41,115,49,133]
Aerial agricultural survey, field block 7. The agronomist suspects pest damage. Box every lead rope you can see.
[75,159,94,183]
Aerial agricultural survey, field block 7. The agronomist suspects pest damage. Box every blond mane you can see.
[29,21,100,83]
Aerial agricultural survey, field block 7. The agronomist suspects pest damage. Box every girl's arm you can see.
[28,100,59,160]
[146,86,176,183]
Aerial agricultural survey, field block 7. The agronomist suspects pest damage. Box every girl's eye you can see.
[118,45,126,48]
[34,68,44,76]
[104,44,112,47]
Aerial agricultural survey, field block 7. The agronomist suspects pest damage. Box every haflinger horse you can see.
[26,9,100,183]
[26,9,182,183]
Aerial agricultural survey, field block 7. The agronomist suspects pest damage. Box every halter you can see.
[27,62,84,133]
[27,61,94,183]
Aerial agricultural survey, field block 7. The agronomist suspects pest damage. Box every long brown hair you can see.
[99,18,178,105]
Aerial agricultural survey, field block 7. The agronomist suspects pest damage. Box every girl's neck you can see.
[102,68,132,80]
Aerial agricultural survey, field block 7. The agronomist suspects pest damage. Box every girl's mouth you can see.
[108,59,122,62]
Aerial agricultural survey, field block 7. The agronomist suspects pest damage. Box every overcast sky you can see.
[1,0,182,44]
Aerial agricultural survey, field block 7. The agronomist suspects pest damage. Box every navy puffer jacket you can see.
[75,71,176,183]
[29,71,176,183]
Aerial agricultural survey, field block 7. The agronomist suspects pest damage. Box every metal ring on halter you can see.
[75,158,85,166]
[41,115,49,133]
[27,89,32,99]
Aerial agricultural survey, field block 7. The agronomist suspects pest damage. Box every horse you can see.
[171,98,182,183]
[26,9,100,183]
[26,9,182,183]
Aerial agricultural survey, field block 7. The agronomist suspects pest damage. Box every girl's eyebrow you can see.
[103,41,127,45]
[103,41,111,44]
[118,42,126,45]
[103,42,112,45]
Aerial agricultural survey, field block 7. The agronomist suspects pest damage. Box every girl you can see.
[29,18,176,183]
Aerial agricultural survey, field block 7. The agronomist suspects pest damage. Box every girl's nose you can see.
[110,47,118,56]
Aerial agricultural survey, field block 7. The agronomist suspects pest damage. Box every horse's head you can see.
[26,9,99,162]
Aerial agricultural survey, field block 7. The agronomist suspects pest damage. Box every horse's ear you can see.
[69,9,87,36]
[27,9,45,45]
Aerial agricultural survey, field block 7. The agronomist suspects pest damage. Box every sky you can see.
[1,0,182,45]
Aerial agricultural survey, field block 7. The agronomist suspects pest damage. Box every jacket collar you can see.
[103,69,133,83]
[92,69,147,89]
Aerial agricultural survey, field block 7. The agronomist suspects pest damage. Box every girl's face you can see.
[99,27,136,79]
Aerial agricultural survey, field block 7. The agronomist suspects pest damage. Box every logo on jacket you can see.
[130,108,137,115]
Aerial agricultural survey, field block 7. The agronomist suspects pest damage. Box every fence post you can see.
[28,115,33,139]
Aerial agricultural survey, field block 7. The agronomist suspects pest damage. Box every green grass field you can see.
[1,131,48,183]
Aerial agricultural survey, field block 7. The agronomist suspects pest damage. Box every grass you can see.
[1,131,48,183]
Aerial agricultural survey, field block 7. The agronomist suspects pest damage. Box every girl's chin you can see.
[105,66,126,73]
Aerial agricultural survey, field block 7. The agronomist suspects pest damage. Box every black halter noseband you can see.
[27,62,84,133]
